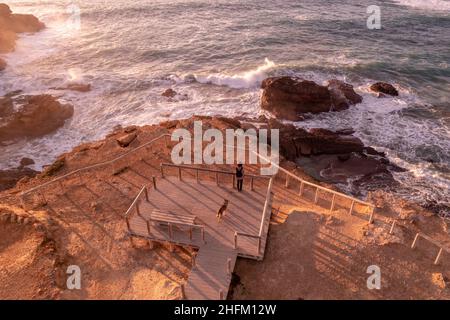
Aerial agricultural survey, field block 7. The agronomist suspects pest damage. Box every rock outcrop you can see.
[0,3,45,67]
[261,77,363,120]
[0,94,74,143]
[162,88,177,98]
[370,82,399,97]
[0,158,38,191]
[261,77,332,120]
[327,79,363,110]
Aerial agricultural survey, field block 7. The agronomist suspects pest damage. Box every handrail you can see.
[253,150,375,209]
[6,126,374,215]
[160,163,270,180]
[125,186,147,218]
[18,133,170,198]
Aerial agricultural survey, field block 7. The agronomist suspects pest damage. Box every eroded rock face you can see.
[261,77,363,120]
[0,94,74,143]
[267,119,364,160]
[0,159,38,191]
[370,82,399,96]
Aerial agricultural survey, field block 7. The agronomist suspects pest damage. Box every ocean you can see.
[0,0,449,209]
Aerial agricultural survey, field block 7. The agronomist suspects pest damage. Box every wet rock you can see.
[327,79,363,110]
[41,157,65,177]
[162,88,177,98]
[0,94,74,143]
[20,157,35,167]
[370,82,399,97]
[261,77,333,120]
[52,83,92,92]
[0,164,38,191]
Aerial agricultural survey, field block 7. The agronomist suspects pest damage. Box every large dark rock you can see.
[267,119,364,160]
[0,157,38,191]
[327,79,363,110]
[0,94,74,143]
[370,82,399,96]
[261,77,363,120]
[261,77,333,120]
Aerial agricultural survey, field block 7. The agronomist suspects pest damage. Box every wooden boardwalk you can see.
[127,175,272,300]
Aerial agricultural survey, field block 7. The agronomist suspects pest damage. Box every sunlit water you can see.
[1,0,449,209]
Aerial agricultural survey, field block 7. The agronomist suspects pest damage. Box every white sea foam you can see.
[193,58,276,89]
[393,0,450,11]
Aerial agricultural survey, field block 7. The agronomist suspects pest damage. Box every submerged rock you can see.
[0,94,74,143]
[52,83,92,93]
[162,88,177,98]
[370,82,399,96]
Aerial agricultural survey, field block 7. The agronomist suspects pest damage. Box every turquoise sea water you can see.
[0,0,449,209]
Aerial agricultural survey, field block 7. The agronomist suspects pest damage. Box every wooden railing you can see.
[254,150,376,219]
[160,163,270,190]
[13,133,172,206]
[125,185,206,243]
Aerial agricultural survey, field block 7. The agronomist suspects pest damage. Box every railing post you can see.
[232,175,236,189]
[349,200,355,215]
[216,172,219,186]
[251,177,254,191]
[189,227,193,240]
[201,227,205,243]
[152,176,157,190]
[285,174,290,188]
[180,284,185,300]
[299,181,304,196]
[329,194,336,214]
[192,253,196,267]
[257,237,261,255]
[144,187,149,201]
[126,217,131,231]
[168,223,173,239]
[164,135,169,148]
[78,171,83,184]
[234,232,238,249]
[227,258,231,275]
[219,290,224,300]
[389,220,396,235]
[196,169,199,183]
[178,167,182,181]
[314,188,319,204]
[136,201,141,218]
[368,207,375,224]
[411,233,420,249]
[146,220,151,235]
[160,165,164,178]
[434,248,443,265]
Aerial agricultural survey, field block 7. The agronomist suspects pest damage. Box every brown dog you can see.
[216,199,229,222]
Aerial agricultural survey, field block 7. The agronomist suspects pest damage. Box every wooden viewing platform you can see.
[126,164,273,300]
